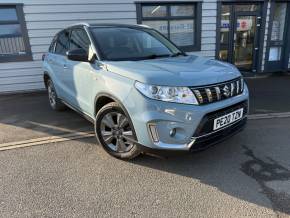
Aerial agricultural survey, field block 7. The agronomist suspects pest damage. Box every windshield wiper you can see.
[142,54,171,60]
[170,52,187,57]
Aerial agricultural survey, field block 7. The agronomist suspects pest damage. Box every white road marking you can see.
[248,112,290,120]
[0,131,95,151]
[26,121,88,133]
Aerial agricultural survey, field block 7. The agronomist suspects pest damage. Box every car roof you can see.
[54,23,151,37]
[66,22,151,29]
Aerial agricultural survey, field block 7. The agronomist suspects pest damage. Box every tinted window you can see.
[55,30,69,55]
[69,29,90,52]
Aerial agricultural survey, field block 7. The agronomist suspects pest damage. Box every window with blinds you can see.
[0,4,32,63]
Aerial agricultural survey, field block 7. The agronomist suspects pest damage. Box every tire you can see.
[47,79,66,111]
[95,102,141,159]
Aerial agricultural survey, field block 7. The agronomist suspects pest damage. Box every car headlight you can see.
[135,81,198,105]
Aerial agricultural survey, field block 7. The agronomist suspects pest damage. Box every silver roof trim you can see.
[66,22,90,28]
[137,24,151,28]
[63,23,152,30]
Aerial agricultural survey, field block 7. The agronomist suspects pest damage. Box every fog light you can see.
[169,128,176,137]
[148,124,159,142]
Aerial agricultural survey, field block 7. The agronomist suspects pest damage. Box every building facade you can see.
[0,0,289,93]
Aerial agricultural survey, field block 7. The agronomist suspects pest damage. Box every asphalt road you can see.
[246,75,290,114]
[0,117,290,218]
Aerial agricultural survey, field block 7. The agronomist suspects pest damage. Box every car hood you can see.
[103,55,241,87]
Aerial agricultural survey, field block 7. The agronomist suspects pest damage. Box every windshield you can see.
[90,27,183,61]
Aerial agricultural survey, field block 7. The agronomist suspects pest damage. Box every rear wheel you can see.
[47,79,66,111]
[95,102,140,159]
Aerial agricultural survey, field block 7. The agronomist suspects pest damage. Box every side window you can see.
[69,29,90,53]
[48,36,57,53]
[55,30,70,55]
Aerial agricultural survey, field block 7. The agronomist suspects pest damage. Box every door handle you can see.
[63,64,68,69]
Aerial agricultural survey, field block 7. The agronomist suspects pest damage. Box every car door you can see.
[52,30,70,100]
[64,28,97,115]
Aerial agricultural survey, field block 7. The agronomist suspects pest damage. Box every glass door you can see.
[266,2,290,71]
[218,3,262,72]
[233,15,259,71]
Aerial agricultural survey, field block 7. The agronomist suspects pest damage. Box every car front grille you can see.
[193,100,248,137]
[190,77,244,105]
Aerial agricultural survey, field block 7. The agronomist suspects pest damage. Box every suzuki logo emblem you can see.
[223,85,230,97]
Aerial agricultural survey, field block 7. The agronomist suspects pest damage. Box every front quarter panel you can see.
[93,68,135,115]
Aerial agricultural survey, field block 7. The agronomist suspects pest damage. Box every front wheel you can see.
[95,102,141,159]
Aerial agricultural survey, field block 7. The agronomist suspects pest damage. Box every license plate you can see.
[213,108,244,130]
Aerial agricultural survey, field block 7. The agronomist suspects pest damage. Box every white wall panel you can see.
[0,0,218,93]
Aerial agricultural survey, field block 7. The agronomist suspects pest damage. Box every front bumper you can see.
[123,84,249,151]
[190,116,247,152]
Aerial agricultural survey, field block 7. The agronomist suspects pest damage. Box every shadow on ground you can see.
[0,92,93,144]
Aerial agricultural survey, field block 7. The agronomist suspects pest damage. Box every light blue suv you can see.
[42,23,249,159]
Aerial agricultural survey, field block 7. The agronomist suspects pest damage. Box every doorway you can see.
[218,3,263,72]
[265,2,290,72]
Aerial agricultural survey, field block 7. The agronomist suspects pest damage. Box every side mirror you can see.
[66,48,88,62]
